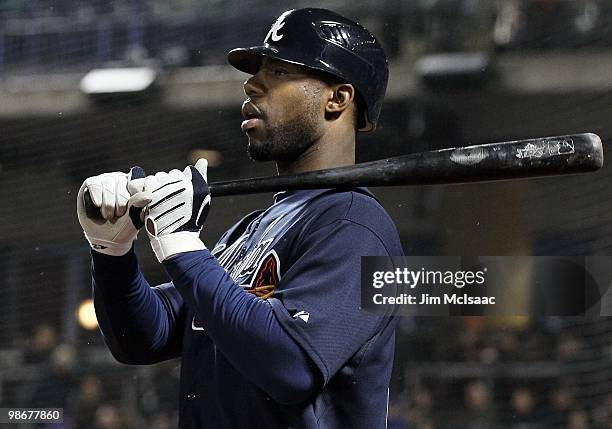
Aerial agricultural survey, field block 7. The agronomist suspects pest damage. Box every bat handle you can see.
[83,189,105,221]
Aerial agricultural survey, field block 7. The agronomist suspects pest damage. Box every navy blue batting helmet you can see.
[227,8,389,132]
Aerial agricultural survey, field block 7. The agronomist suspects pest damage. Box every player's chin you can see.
[245,126,266,147]
[246,139,274,162]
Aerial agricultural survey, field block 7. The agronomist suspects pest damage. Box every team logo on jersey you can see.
[214,216,285,286]
[214,235,248,270]
[264,10,290,43]
[228,238,274,281]
[212,214,290,301]
[247,250,281,299]
[211,242,226,256]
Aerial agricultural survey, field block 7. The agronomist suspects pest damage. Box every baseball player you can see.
[77,8,404,429]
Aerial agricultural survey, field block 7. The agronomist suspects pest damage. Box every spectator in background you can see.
[507,386,540,428]
[454,317,486,362]
[556,333,581,360]
[546,381,576,428]
[494,0,578,50]
[407,384,436,429]
[566,408,591,429]
[93,403,127,429]
[456,380,496,429]
[496,328,521,362]
[515,325,554,361]
[73,374,103,429]
[24,322,58,365]
[23,344,76,409]
[495,323,554,362]
[150,411,175,429]
[387,399,412,429]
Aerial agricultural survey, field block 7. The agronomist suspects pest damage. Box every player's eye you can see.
[273,67,289,77]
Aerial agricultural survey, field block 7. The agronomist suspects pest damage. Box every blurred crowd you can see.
[1,0,612,72]
[2,323,179,429]
[3,318,610,428]
[389,317,612,429]
[388,380,612,429]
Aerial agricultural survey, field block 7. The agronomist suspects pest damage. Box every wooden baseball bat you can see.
[84,133,603,220]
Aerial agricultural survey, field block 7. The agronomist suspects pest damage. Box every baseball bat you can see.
[84,133,603,220]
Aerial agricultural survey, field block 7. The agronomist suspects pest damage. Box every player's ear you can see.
[324,83,355,119]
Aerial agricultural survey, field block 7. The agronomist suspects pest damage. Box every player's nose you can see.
[243,73,265,98]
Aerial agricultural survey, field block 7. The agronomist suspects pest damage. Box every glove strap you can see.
[149,231,206,262]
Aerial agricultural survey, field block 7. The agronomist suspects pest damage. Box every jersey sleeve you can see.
[92,248,186,364]
[163,250,321,404]
[268,218,395,384]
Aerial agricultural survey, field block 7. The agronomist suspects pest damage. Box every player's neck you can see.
[277,127,356,175]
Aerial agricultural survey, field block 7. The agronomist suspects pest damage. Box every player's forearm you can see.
[164,249,321,404]
[92,248,180,364]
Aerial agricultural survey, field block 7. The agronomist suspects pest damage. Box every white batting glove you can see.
[142,159,211,262]
[77,167,152,256]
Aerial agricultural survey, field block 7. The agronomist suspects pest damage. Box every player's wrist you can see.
[85,234,135,257]
[149,231,206,262]
[90,244,141,285]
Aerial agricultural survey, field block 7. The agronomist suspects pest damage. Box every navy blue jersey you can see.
[92,188,404,428]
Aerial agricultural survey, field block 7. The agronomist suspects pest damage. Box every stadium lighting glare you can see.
[79,66,157,95]
[415,52,490,89]
[77,298,99,330]
[416,53,489,76]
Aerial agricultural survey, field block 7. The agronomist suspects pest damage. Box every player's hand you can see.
[77,167,152,256]
[142,159,211,262]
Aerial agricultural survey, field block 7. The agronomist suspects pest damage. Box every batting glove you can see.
[77,167,152,256]
[143,159,211,262]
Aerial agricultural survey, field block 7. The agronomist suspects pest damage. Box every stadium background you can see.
[1,0,611,428]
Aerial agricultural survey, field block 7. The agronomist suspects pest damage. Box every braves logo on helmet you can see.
[264,10,291,43]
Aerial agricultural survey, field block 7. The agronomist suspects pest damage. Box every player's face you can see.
[241,58,327,163]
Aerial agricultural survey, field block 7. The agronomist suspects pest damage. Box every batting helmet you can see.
[227,8,389,132]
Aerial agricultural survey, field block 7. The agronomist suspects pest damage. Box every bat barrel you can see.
[401,132,603,184]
